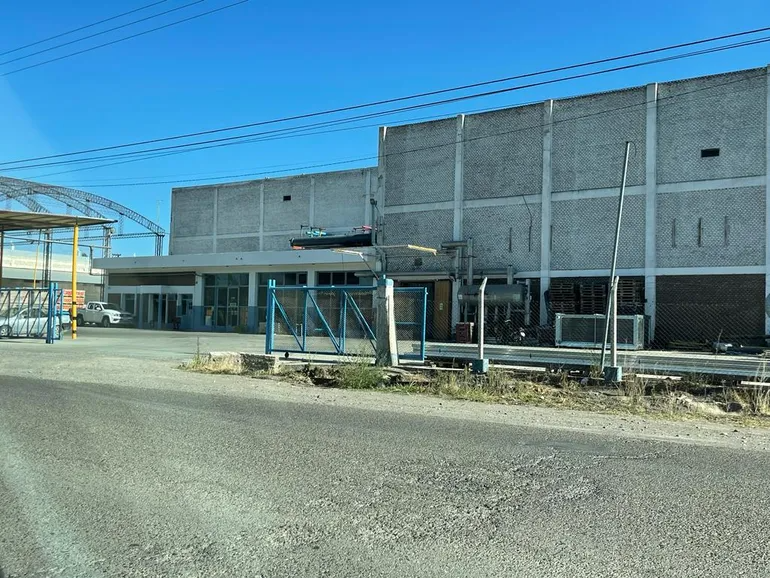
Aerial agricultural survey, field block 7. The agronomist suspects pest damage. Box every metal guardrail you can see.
[422,342,770,379]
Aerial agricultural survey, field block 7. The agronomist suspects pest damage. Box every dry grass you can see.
[727,386,770,416]
[181,339,243,374]
[182,353,243,374]
[181,338,770,427]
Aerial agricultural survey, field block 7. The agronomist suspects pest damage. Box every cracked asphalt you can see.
[1,331,769,577]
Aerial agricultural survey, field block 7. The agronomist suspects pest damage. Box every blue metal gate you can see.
[0,284,66,343]
[265,281,427,361]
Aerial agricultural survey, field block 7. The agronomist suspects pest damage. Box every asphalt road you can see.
[1,353,770,577]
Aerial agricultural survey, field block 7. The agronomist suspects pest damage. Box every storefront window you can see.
[125,294,136,315]
[256,272,308,329]
[317,271,360,286]
[203,274,250,330]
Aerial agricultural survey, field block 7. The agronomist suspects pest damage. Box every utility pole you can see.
[600,141,632,383]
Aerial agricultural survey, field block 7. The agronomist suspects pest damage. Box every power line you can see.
[0,0,170,57]
[2,23,769,166]
[40,102,531,182]
[4,33,769,173]
[0,0,205,68]
[0,0,249,78]
[35,68,767,189]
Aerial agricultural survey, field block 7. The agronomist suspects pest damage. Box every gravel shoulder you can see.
[2,338,768,453]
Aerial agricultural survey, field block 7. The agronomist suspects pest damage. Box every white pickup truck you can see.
[77,301,135,328]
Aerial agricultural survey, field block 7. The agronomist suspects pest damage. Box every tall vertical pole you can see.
[477,277,488,361]
[71,223,79,340]
[611,276,619,367]
[600,142,632,376]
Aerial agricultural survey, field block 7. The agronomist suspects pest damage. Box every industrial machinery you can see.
[458,282,531,345]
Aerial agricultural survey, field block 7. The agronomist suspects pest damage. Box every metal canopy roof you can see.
[0,209,115,232]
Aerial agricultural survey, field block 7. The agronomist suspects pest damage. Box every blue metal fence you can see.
[265,281,427,361]
[0,284,66,343]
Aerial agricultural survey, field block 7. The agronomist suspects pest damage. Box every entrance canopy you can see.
[0,209,114,232]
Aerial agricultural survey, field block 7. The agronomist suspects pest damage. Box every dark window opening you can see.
[283,195,292,201]
[701,148,720,158]
[317,271,360,286]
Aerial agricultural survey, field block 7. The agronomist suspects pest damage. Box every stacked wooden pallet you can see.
[579,282,606,314]
[549,281,577,313]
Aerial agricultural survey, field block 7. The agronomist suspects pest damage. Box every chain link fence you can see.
[417,274,768,356]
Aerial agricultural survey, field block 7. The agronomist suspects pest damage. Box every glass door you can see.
[227,287,239,328]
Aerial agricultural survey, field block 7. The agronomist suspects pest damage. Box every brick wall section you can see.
[657,69,766,184]
[217,236,259,253]
[313,169,369,229]
[655,275,765,344]
[551,88,646,192]
[550,195,646,270]
[216,183,260,235]
[384,209,454,272]
[172,237,213,255]
[656,186,765,268]
[262,235,290,252]
[463,104,543,199]
[463,204,541,272]
[171,188,215,239]
[263,178,310,233]
[383,119,456,206]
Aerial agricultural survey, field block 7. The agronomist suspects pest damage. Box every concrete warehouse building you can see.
[97,65,770,346]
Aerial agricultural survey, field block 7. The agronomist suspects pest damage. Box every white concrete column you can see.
[193,274,205,309]
[451,277,461,328]
[259,182,265,251]
[248,271,258,331]
[309,176,316,226]
[212,187,219,253]
[248,272,258,307]
[765,65,770,334]
[539,100,554,325]
[645,83,659,341]
[306,269,317,287]
[453,114,465,241]
[451,115,466,330]
[364,169,372,226]
[377,127,387,249]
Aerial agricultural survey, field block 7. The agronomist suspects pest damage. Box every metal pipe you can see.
[478,276,488,361]
[600,141,631,370]
[71,223,78,340]
[441,241,468,249]
[466,238,474,285]
[611,276,619,367]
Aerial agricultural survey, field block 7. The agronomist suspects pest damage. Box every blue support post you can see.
[339,290,347,354]
[302,288,308,352]
[46,283,54,344]
[265,279,276,354]
[55,284,62,341]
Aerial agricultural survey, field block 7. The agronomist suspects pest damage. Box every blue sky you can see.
[0,0,768,255]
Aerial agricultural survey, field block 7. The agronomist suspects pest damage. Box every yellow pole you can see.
[71,224,78,340]
[32,229,41,289]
